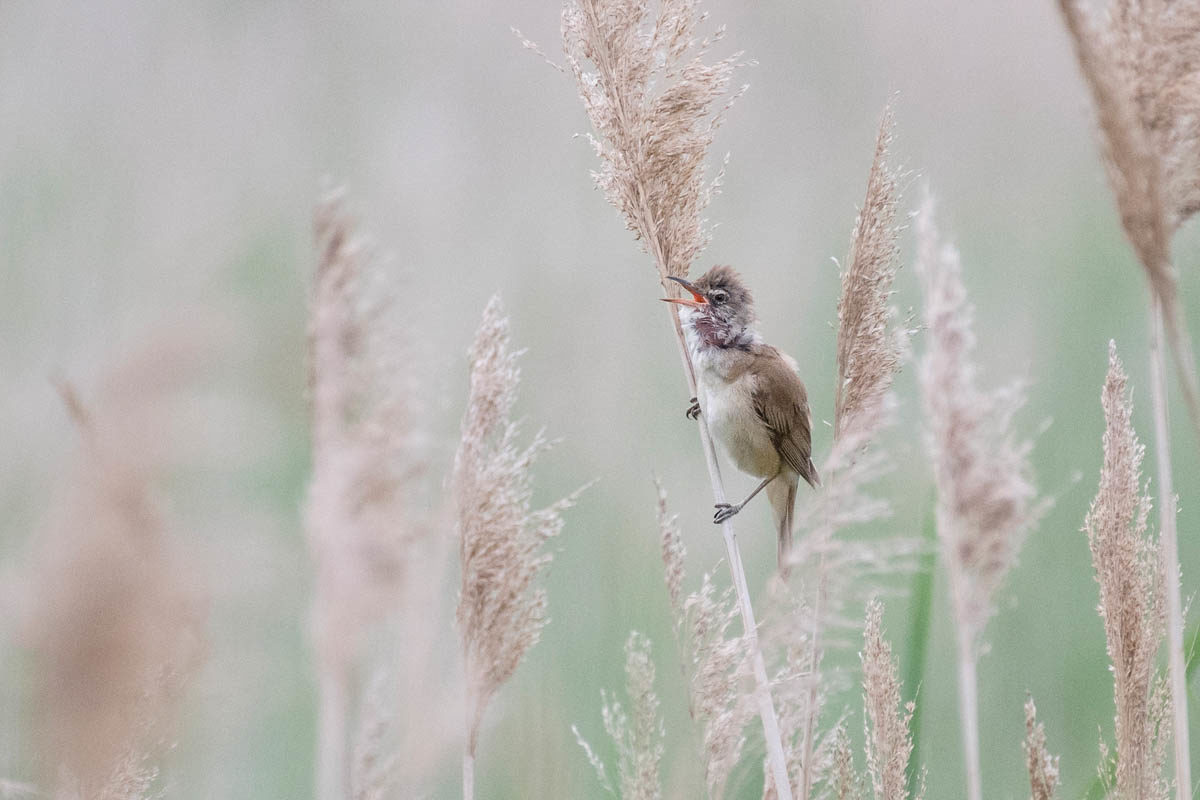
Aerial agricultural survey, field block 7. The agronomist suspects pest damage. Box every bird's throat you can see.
[686,314,754,353]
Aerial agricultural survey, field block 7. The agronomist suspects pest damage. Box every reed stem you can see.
[463,751,475,800]
[316,663,350,800]
[954,619,982,800]
[1149,293,1191,800]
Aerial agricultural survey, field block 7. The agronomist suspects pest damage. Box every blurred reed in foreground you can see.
[24,335,210,798]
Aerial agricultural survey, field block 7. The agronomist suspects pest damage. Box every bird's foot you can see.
[686,396,701,420]
[713,502,742,523]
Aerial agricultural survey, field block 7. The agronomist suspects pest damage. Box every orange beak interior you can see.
[662,277,707,308]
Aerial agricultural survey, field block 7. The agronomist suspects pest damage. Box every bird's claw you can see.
[686,396,701,420]
[713,503,740,523]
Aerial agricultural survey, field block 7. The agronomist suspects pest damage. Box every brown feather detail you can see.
[768,475,800,574]
[750,346,820,488]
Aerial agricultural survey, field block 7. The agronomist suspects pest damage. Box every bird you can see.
[663,265,819,570]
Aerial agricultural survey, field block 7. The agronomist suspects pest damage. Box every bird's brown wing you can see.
[751,348,820,488]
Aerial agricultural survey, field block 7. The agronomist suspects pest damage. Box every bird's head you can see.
[663,265,757,348]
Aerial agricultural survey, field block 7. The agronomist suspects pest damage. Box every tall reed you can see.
[1087,342,1171,799]
[27,340,207,798]
[1056,3,1200,791]
[556,1,793,794]
[307,189,433,800]
[453,295,576,800]
[915,194,1046,800]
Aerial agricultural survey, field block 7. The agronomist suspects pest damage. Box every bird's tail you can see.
[768,473,799,576]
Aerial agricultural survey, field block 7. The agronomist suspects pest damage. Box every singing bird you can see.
[664,266,819,569]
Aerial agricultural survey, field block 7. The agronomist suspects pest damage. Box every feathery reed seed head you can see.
[835,101,907,443]
[916,193,1045,644]
[1023,695,1060,800]
[574,632,665,800]
[454,295,576,753]
[1086,341,1171,799]
[657,479,687,628]
[307,189,433,673]
[861,599,918,800]
[1058,0,1200,445]
[562,0,743,281]
[830,723,863,800]
[30,348,206,794]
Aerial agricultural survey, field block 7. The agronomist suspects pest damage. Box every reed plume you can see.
[1057,3,1198,789]
[307,188,434,800]
[860,600,919,800]
[1023,695,1060,800]
[658,484,754,799]
[560,0,742,282]
[915,193,1046,800]
[574,631,666,800]
[1087,341,1171,800]
[829,724,863,800]
[454,295,576,800]
[557,1,791,793]
[27,340,207,798]
[835,101,906,443]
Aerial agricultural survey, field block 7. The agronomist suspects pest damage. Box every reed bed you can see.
[6,1,1200,799]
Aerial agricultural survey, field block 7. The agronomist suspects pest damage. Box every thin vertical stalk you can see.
[463,752,475,800]
[954,620,982,800]
[799,562,827,800]
[316,664,350,800]
[1149,293,1191,800]
[664,306,794,800]
[463,675,476,800]
[903,505,937,799]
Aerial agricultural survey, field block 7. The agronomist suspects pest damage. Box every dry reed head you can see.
[860,599,918,800]
[454,295,576,754]
[916,193,1045,646]
[835,101,907,443]
[657,479,687,630]
[1023,695,1060,800]
[1058,0,1200,440]
[1086,341,1171,799]
[656,485,751,799]
[1059,0,1200,237]
[574,631,665,800]
[306,188,433,676]
[1058,0,1172,294]
[28,342,207,795]
[829,723,862,800]
[561,0,743,281]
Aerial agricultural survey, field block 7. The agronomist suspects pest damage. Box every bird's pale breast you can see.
[700,367,780,479]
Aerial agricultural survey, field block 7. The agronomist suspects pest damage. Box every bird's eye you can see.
[709,290,727,304]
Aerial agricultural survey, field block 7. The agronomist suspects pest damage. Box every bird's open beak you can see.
[661,276,708,308]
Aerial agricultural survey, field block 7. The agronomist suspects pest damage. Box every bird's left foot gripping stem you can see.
[685,396,701,420]
[712,473,778,524]
[713,502,742,523]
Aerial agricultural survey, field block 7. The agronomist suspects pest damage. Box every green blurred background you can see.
[3,1,1200,798]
